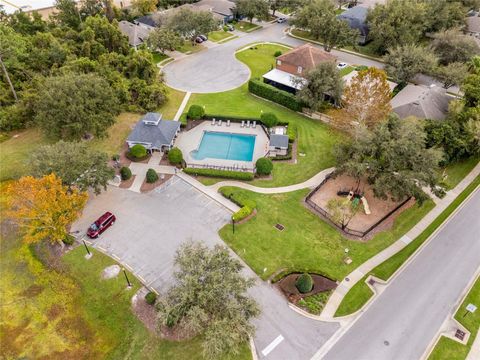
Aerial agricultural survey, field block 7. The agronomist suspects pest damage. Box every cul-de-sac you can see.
[1,0,479,359]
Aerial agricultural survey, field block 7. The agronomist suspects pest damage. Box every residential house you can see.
[390,84,454,120]
[465,11,480,46]
[127,113,181,152]
[118,20,152,48]
[268,134,289,156]
[262,44,337,94]
[337,6,369,44]
[342,70,397,92]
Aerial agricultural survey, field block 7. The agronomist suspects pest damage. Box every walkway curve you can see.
[208,167,335,194]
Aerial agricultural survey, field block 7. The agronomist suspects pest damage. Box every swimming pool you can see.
[192,131,256,162]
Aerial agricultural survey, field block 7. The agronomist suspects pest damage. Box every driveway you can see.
[162,23,384,93]
[320,188,480,360]
[72,177,339,359]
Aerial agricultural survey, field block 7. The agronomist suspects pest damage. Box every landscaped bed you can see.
[140,173,173,193]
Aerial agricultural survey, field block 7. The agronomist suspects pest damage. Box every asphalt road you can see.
[322,187,480,360]
[72,178,339,360]
[162,22,383,93]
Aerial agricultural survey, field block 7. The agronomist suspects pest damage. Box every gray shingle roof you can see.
[127,115,181,149]
[118,21,152,47]
[390,85,453,120]
[337,6,369,37]
[269,134,289,148]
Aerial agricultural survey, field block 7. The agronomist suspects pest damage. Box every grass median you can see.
[335,174,480,317]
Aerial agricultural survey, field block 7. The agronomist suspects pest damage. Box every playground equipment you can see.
[337,189,371,215]
[361,196,371,215]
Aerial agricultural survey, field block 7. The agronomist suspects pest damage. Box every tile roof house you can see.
[390,85,454,120]
[337,6,369,44]
[127,113,181,151]
[262,44,337,93]
[118,20,152,48]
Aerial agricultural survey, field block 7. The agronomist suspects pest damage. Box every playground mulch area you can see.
[309,174,408,233]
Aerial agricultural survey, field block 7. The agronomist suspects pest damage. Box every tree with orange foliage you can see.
[6,174,88,245]
[332,68,392,135]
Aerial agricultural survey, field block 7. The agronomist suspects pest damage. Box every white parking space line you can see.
[261,335,284,357]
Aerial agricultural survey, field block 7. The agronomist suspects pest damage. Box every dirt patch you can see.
[102,265,120,279]
[277,273,337,303]
[140,174,173,193]
[308,174,413,238]
[119,175,136,189]
[132,289,159,335]
[159,153,171,166]
[20,284,44,298]
[47,304,63,321]
[110,144,132,173]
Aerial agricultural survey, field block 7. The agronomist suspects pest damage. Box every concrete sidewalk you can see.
[208,167,334,194]
[321,162,480,319]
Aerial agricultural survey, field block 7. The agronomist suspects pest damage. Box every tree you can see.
[268,0,300,16]
[431,28,480,65]
[156,242,260,359]
[256,157,273,175]
[168,147,183,164]
[54,0,82,29]
[235,0,269,23]
[260,112,278,128]
[335,114,442,203]
[367,0,428,54]
[435,62,469,89]
[147,27,182,53]
[424,0,466,33]
[327,197,359,229]
[80,0,105,18]
[29,141,115,194]
[131,0,158,16]
[332,68,392,133]
[8,11,47,35]
[292,0,358,52]
[167,8,218,43]
[295,273,313,293]
[6,174,88,245]
[82,16,130,54]
[295,62,343,109]
[34,73,119,140]
[384,44,438,83]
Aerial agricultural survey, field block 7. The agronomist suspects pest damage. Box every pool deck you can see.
[175,121,269,170]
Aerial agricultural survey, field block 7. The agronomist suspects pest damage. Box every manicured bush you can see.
[220,188,257,209]
[183,168,254,181]
[168,147,183,165]
[145,291,157,305]
[232,206,252,222]
[223,25,228,32]
[62,234,75,246]
[296,273,313,294]
[274,50,282,57]
[129,144,147,159]
[187,104,205,120]
[260,112,278,128]
[248,78,304,112]
[120,166,132,180]
[256,157,273,175]
[146,168,159,183]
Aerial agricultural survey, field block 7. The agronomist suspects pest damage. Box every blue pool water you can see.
[192,131,256,161]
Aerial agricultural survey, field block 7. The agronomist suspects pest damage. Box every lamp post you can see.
[122,267,132,288]
[82,240,91,256]
[232,217,235,234]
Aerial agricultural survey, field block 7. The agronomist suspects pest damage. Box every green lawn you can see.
[219,187,434,281]
[339,66,355,77]
[152,51,169,64]
[335,174,480,317]
[187,44,343,187]
[236,21,262,32]
[428,276,480,360]
[208,30,235,42]
[442,157,479,190]
[177,41,205,54]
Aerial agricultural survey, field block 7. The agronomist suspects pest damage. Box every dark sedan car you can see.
[87,212,116,238]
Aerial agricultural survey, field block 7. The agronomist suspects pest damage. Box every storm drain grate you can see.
[368,279,376,286]
[455,329,466,341]
[275,223,285,231]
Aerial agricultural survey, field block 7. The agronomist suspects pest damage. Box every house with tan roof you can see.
[262,44,337,93]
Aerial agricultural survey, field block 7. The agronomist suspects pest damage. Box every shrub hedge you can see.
[274,50,282,57]
[120,166,132,180]
[232,206,252,222]
[260,112,278,128]
[248,78,304,112]
[187,104,205,119]
[183,168,254,180]
[146,168,159,183]
[287,123,297,143]
[219,187,257,209]
[145,291,157,305]
[256,157,273,175]
[296,273,314,293]
[168,147,183,165]
[63,234,75,246]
